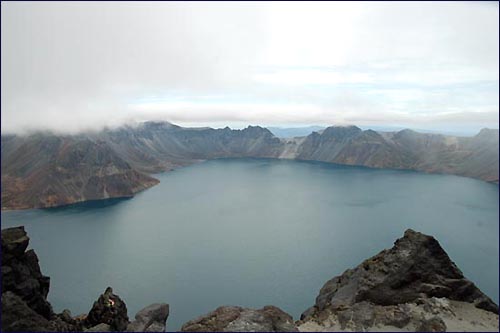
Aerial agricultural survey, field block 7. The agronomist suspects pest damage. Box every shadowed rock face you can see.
[301,229,498,326]
[1,226,53,319]
[1,227,169,332]
[1,227,84,332]
[180,305,298,332]
[85,287,129,331]
[1,292,53,332]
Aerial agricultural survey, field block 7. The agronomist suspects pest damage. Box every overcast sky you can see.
[1,1,499,134]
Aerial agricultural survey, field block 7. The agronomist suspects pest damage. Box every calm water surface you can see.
[2,158,499,330]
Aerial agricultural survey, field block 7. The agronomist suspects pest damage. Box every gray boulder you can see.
[127,303,169,332]
[180,305,298,332]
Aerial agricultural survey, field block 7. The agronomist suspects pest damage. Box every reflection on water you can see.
[42,197,132,213]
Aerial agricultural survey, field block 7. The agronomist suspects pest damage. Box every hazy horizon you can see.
[2,1,499,134]
[0,118,495,138]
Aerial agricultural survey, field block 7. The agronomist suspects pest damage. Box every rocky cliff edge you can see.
[1,227,498,332]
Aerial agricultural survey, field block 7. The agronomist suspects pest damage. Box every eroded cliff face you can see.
[1,135,159,210]
[1,122,498,210]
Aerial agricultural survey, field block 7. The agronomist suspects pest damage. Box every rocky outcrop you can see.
[85,287,129,331]
[180,305,298,332]
[297,229,499,332]
[2,226,499,332]
[1,292,54,332]
[2,226,53,319]
[83,291,170,332]
[177,229,499,332]
[127,303,170,332]
[1,227,170,332]
[307,229,497,314]
[1,227,84,332]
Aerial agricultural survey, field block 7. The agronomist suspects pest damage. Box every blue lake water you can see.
[1,158,499,330]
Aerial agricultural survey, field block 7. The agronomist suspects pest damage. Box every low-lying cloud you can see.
[1,2,498,134]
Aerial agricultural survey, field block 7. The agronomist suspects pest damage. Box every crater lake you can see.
[2,158,499,330]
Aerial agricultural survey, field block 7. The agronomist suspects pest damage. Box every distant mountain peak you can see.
[321,125,362,138]
[139,121,176,130]
[477,127,499,135]
[242,125,274,136]
[474,128,499,141]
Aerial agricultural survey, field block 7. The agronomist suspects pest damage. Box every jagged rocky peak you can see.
[85,287,170,332]
[1,226,53,319]
[1,227,170,332]
[85,287,129,331]
[474,128,499,141]
[392,128,430,142]
[298,229,499,332]
[242,125,275,136]
[396,128,418,135]
[178,228,498,332]
[1,226,81,332]
[312,229,497,313]
[137,121,178,131]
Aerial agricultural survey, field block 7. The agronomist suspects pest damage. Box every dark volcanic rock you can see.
[1,226,53,319]
[303,229,498,322]
[180,305,298,332]
[127,303,169,332]
[1,291,53,332]
[2,226,174,332]
[85,287,129,331]
[1,226,29,259]
[1,227,83,332]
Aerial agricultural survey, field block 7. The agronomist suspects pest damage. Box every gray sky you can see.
[1,1,499,134]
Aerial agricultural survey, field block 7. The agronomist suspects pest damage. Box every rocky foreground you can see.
[1,227,498,332]
[1,226,168,332]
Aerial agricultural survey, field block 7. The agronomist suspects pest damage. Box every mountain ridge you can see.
[2,122,498,210]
